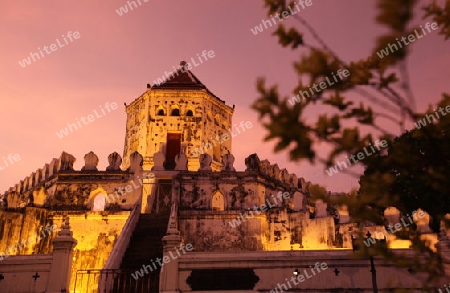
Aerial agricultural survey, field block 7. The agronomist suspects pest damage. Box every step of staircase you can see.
[114,214,169,292]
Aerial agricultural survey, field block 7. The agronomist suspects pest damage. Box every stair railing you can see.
[98,201,141,292]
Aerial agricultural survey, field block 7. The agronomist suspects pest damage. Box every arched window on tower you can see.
[186,109,193,116]
[92,193,106,211]
[89,187,108,211]
[170,104,180,116]
[157,108,165,116]
[171,108,180,116]
[212,191,225,211]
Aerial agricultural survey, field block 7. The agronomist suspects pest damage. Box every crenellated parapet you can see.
[1,151,76,199]
[169,153,308,213]
[244,153,309,193]
[0,151,149,211]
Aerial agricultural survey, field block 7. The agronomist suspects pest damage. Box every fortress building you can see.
[0,63,448,292]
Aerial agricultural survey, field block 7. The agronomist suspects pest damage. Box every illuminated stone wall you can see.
[172,154,349,253]
[290,212,336,250]
[0,207,130,291]
[179,211,270,252]
[179,210,337,252]
[172,160,340,252]
[52,212,129,292]
[0,208,56,258]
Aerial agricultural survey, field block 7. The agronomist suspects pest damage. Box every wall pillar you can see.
[46,217,77,293]
[160,203,182,293]
[141,172,156,214]
[129,151,144,206]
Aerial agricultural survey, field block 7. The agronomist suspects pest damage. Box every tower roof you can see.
[151,61,226,104]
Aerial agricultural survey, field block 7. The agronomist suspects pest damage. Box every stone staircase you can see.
[114,214,169,292]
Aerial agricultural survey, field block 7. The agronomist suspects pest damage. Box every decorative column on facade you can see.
[46,217,77,293]
[160,203,182,293]
[129,151,145,207]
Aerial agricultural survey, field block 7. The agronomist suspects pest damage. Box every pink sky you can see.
[0,0,448,193]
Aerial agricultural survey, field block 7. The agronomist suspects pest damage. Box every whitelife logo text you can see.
[116,0,149,16]
[251,0,313,35]
[414,105,450,129]
[152,51,215,86]
[288,69,350,106]
[325,140,388,176]
[376,22,439,59]
[190,120,252,157]
[56,102,118,138]
[267,262,328,293]
[228,192,291,228]
[131,243,193,280]
[18,31,81,68]
[0,154,21,171]
[0,224,58,261]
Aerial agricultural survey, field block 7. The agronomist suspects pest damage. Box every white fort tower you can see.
[122,61,234,171]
